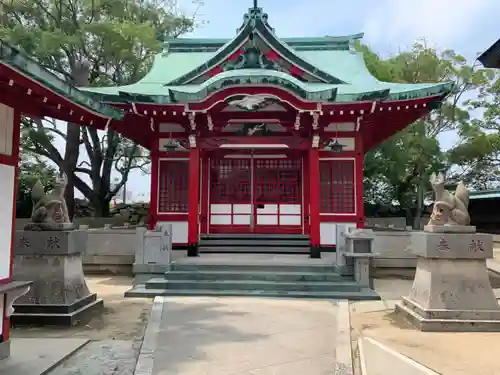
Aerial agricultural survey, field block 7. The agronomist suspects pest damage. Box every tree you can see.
[448,73,499,188]
[360,41,491,226]
[0,0,197,217]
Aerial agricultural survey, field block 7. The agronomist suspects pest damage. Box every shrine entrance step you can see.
[125,255,380,300]
[199,234,310,254]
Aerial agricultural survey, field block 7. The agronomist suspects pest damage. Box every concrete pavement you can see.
[135,296,352,375]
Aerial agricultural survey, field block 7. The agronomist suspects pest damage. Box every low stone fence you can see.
[81,225,185,277]
[365,217,427,230]
[371,230,415,278]
[83,227,137,275]
[77,222,499,279]
[15,217,119,231]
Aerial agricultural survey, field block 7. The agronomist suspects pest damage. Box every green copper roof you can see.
[79,6,452,104]
[0,40,124,120]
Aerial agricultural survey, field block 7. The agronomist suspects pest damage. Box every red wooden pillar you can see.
[148,150,159,230]
[200,154,210,235]
[355,135,365,228]
[302,152,310,234]
[308,147,321,258]
[187,147,201,256]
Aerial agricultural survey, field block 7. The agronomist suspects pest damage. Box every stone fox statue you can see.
[30,171,70,225]
[428,172,470,226]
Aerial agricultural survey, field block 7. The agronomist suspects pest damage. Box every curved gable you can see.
[166,7,351,86]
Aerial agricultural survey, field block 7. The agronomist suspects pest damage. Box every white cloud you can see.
[363,0,496,53]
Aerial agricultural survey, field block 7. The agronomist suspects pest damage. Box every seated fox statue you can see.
[25,171,72,231]
[427,172,470,227]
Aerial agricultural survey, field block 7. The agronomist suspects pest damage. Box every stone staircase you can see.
[125,256,380,300]
[198,234,311,254]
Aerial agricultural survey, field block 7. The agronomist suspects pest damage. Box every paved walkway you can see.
[135,297,352,375]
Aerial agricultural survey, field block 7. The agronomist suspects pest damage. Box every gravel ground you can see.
[11,276,152,375]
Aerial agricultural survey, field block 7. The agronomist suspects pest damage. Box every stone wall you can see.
[83,228,137,275]
[371,230,416,278]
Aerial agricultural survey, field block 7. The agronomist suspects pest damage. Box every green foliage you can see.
[358,41,492,225]
[447,68,499,189]
[1,0,197,216]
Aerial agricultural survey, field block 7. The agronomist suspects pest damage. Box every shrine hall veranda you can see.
[0,5,452,262]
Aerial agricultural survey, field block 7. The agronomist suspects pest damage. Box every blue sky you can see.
[80,0,500,200]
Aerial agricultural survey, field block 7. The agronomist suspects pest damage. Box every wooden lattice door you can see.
[209,158,252,232]
[253,158,303,234]
[208,156,303,234]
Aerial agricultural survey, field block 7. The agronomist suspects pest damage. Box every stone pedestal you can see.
[12,229,103,326]
[130,224,172,285]
[344,229,377,288]
[395,226,500,331]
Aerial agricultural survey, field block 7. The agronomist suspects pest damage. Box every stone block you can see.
[12,230,103,326]
[0,340,10,360]
[14,230,88,256]
[395,300,500,332]
[410,231,493,259]
[397,230,500,332]
[408,257,499,311]
[132,225,172,285]
[423,224,476,233]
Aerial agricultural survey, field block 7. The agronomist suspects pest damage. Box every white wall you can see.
[0,104,14,156]
[0,164,15,281]
[0,104,15,282]
[158,221,187,244]
[320,222,357,246]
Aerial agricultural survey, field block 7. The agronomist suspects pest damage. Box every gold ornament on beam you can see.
[189,134,197,148]
[294,113,301,131]
[207,114,214,131]
[311,111,320,130]
[188,112,196,131]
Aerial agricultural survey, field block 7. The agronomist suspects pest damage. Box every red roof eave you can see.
[0,64,118,129]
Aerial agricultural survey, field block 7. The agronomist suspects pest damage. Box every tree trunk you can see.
[64,62,90,220]
[93,196,111,217]
[63,123,80,220]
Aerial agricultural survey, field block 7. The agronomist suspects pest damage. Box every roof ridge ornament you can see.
[237,2,274,33]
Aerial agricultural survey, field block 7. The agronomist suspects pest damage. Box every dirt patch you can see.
[351,306,500,375]
[11,276,152,341]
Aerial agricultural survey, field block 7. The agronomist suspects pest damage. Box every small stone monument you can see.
[128,224,172,286]
[395,173,500,331]
[12,172,103,326]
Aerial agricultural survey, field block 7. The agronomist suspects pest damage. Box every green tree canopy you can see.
[1,0,198,217]
[359,41,492,226]
[448,73,499,189]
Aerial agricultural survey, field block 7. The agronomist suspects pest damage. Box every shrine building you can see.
[0,4,454,352]
[77,5,453,256]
